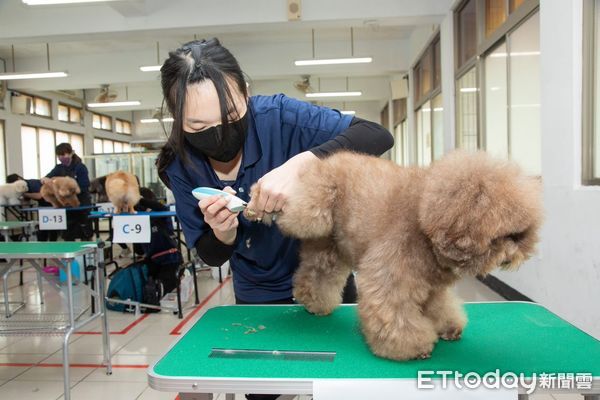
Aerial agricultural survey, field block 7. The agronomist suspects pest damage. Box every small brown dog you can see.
[245,150,542,361]
[105,171,141,214]
[41,177,81,208]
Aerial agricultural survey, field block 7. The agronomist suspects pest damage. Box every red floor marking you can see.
[170,276,231,335]
[0,362,148,368]
[76,313,150,335]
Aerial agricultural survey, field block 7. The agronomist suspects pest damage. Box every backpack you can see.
[105,262,149,312]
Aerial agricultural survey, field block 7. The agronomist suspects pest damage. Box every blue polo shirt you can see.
[166,94,353,302]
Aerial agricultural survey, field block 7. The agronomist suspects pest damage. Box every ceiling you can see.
[0,0,450,119]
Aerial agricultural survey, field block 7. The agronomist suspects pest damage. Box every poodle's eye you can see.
[507,231,527,243]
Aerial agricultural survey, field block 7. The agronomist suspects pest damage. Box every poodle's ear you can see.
[418,151,543,263]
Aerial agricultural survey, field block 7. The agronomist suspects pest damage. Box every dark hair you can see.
[155,38,248,187]
[139,187,157,201]
[6,173,24,184]
[56,142,82,165]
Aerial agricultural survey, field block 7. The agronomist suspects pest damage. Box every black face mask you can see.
[183,113,248,162]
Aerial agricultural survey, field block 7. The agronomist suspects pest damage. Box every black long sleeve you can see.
[195,229,236,266]
[310,117,394,158]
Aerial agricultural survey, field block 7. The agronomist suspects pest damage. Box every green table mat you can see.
[153,303,600,379]
[0,241,97,256]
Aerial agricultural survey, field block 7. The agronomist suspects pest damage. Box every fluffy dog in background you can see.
[105,171,141,214]
[41,177,81,208]
[0,180,28,205]
[245,151,542,361]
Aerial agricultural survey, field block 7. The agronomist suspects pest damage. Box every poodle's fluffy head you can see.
[13,180,28,195]
[54,177,81,203]
[418,151,543,277]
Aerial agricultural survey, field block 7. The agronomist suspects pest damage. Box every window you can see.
[21,126,38,179]
[94,138,103,154]
[413,34,443,166]
[486,0,508,37]
[456,68,479,151]
[416,101,432,166]
[0,121,5,184]
[432,94,444,160]
[92,112,112,131]
[508,12,540,175]
[584,0,600,184]
[115,119,132,135]
[20,126,84,178]
[510,0,525,12]
[11,92,52,118]
[485,42,509,159]
[94,138,131,154]
[58,103,83,124]
[457,0,477,68]
[454,1,539,175]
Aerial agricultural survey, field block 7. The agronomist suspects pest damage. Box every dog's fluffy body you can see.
[0,180,28,205]
[246,151,542,361]
[105,171,140,214]
[41,177,81,208]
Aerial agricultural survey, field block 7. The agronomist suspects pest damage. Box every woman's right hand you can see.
[198,186,239,245]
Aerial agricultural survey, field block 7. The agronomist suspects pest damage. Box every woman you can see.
[157,38,393,305]
[42,143,93,241]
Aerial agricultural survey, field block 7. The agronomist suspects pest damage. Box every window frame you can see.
[115,118,132,135]
[91,112,113,132]
[58,103,84,125]
[583,0,600,185]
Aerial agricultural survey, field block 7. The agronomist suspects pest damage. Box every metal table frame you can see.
[0,220,43,317]
[0,241,112,400]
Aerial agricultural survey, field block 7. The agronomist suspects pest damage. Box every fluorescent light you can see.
[87,101,141,108]
[140,118,174,123]
[140,65,161,72]
[23,0,119,4]
[295,57,372,66]
[460,87,478,93]
[341,110,356,115]
[0,71,68,80]
[306,91,362,98]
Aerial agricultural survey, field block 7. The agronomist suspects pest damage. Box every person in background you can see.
[41,143,93,241]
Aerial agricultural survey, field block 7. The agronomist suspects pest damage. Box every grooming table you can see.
[0,241,112,400]
[148,302,600,399]
[0,220,43,316]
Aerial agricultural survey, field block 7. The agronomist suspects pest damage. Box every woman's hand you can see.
[198,186,239,245]
[246,151,318,220]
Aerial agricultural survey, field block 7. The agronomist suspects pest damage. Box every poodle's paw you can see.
[301,302,336,316]
[440,326,463,341]
[414,352,432,360]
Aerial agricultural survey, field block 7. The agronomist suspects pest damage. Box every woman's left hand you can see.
[246,151,317,220]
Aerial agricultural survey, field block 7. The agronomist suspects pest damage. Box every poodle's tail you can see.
[274,157,338,239]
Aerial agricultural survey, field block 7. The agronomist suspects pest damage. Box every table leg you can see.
[96,248,112,375]
[36,268,44,304]
[583,395,600,400]
[63,259,76,400]
[518,395,529,400]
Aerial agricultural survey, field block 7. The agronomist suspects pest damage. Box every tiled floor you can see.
[0,255,584,400]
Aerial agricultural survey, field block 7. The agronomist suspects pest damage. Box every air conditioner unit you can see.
[11,94,32,115]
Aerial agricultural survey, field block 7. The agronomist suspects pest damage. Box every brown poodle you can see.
[41,177,81,208]
[244,150,542,361]
[105,171,141,214]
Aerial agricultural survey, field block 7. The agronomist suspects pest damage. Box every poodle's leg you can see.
[293,238,352,316]
[423,287,467,341]
[356,254,438,361]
